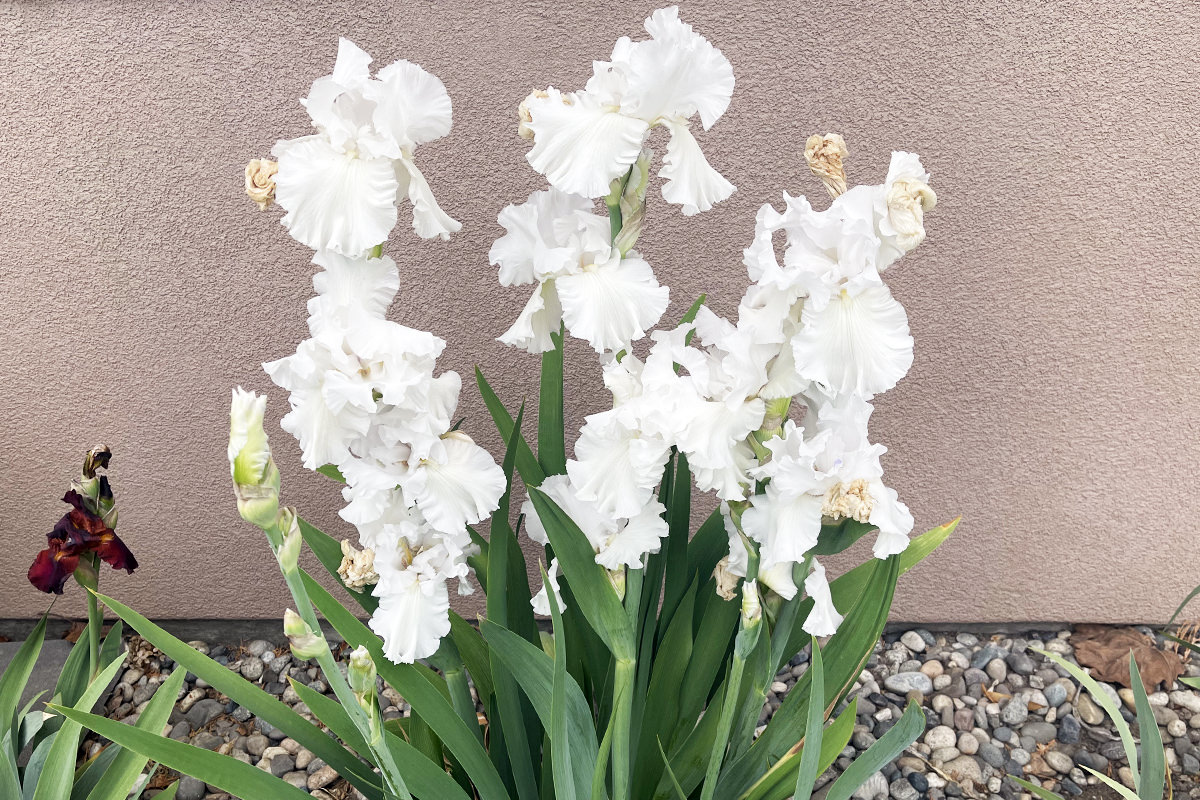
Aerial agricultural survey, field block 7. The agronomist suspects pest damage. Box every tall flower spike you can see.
[522,6,735,215]
[271,38,460,255]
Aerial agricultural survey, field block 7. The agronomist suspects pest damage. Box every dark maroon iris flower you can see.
[28,484,137,594]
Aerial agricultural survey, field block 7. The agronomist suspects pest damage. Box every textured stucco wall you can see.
[1,1,1197,624]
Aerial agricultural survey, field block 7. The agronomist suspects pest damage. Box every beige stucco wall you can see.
[1,1,1196,624]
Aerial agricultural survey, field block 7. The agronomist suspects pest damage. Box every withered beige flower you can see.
[885,175,937,252]
[713,555,740,601]
[337,539,379,590]
[804,133,849,199]
[245,158,279,210]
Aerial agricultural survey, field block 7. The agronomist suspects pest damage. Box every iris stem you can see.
[265,518,413,800]
[86,562,102,680]
[612,657,637,800]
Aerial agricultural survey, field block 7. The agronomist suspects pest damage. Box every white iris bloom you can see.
[523,7,735,215]
[272,38,460,256]
[491,187,669,354]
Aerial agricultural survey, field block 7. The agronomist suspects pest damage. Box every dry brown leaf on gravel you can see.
[1072,624,1184,692]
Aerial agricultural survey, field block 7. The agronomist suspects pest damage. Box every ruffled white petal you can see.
[489,188,594,286]
[370,569,450,663]
[307,250,399,330]
[499,280,563,353]
[868,480,913,558]
[397,153,461,241]
[526,88,650,198]
[594,501,668,569]
[567,410,672,519]
[791,285,914,397]
[658,118,735,215]
[801,560,843,637]
[368,59,453,150]
[556,252,669,353]
[409,432,505,534]
[740,487,823,593]
[273,136,399,256]
[619,7,734,128]
[531,558,567,615]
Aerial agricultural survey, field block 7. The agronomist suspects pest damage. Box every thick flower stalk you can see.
[246,39,503,665]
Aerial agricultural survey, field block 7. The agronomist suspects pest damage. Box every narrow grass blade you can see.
[1010,777,1064,800]
[825,700,924,800]
[547,565,582,800]
[658,739,688,800]
[1084,767,1141,800]
[95,592,382,799]
[1131,655,1164,800]
[1037,648,1138,786]
[292,679,473,800]
[793,637,825,800]
[87,666,186,800]
[50,707,312,799]
[0,615,47,734]
[32,653,126,800]
[539,326,566,476]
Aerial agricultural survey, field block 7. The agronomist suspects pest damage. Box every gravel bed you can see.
[90,626,1200,800]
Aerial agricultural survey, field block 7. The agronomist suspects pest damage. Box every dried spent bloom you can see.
[804,133,849,199]
[713,555,739,601]
[245,159,279,210]
[338,539,379,590]
[517,89,550,140]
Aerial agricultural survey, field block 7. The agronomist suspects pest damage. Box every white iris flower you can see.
[522,7,735,215]
[490,187,669,353]
[272,38,460,256]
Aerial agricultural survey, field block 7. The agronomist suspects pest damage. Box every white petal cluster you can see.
[490,187,669,354]
[271,38,460,256]
[265,250,504,663]
[522,7,735,215]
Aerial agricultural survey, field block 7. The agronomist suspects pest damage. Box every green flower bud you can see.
[348,645,377,705]
[229,388,280,530]
[614,148,652,255]
[283,608,324,661]
[275,508,302,573]
[607,567,627,601]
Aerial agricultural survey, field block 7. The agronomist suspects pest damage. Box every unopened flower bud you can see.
[338,540,378,590]
[741,580,762,623]
[606,567,627,600]
[229,388,280,530]
[348,645,377,698]
[276,509,302,573]
[614,148,653,255]
[804,134,849,199]
[245,159,278,210]
[284,608,324,660]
